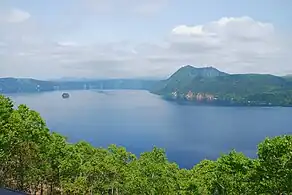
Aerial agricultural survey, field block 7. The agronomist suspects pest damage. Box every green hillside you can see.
[151,65,292,106]
[151,65,228,94]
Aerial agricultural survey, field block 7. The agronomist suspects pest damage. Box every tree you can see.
[125,147,180,194]
[176,168,198,195]
[192,160,217,195]
[0,95,13,123]
[46,132,67,194]
[5,105,50,193]
[254,135,292,194]
[214,150,254,194]
[0,96,14,187]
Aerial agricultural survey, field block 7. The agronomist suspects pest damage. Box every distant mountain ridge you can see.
[0,78,158,93]
[0,78,55,93]
[172,65,228,78]
[51,76,162,82]
[1,65,292,107]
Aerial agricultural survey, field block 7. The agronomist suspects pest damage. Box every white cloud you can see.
[0,15,291,79]
[0,8,31,23]
[167,16,290,75]
[171,16,275,47]
[57,41,79,47]
[172,16,274,40]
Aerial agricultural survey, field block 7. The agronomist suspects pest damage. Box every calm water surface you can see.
[8,90,292,168]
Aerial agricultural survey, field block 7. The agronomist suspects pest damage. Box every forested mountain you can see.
[151,65,292,106]
[0,78,157,93]
[1,95,292,194]
[151,66,227,94]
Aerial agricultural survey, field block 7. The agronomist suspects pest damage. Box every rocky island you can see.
[62,93,70,99]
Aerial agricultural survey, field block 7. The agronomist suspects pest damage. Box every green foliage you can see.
[0,95,13,123]
[213,150,254,194]
[192,160,218,194]
[254,135,292,194]
[1,95,292,194]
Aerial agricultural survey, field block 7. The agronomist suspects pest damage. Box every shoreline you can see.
[161,97,292,108]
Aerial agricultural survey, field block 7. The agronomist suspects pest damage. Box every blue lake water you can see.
[8,90,292,168]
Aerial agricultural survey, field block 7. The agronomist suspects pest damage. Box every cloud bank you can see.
[0,5,291,79]
[0,8,31,23]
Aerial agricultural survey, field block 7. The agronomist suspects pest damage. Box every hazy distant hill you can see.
[55,79,157,91]
[0,78,55,93]
[151,65,292,106]
[284,75,292,82]
[0,78,158,93]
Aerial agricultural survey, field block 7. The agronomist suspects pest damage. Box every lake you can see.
[8,90,292,168]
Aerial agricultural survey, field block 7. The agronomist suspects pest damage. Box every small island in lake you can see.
[62,93,70,99]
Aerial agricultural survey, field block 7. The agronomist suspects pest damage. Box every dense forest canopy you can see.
[1,94,292,194]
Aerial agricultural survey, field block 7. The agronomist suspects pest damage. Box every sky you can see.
[0,0,292,79]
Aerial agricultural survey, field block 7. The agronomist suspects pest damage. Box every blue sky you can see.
[0,0,291,79]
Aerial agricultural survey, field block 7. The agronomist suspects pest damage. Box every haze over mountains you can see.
[0,77,157,93]
[284,75,292,81]
[1,65,292,103]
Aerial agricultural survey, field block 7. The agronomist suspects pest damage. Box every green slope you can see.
[151,65,228,94]
[187,74,289,95]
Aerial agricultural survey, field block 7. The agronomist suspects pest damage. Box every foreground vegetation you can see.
[1,95,292,194]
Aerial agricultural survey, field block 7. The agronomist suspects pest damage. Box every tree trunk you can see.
[50,182,53,195]
[60,183,63,195]
[18,153,24,191]
[40,183,43,195]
